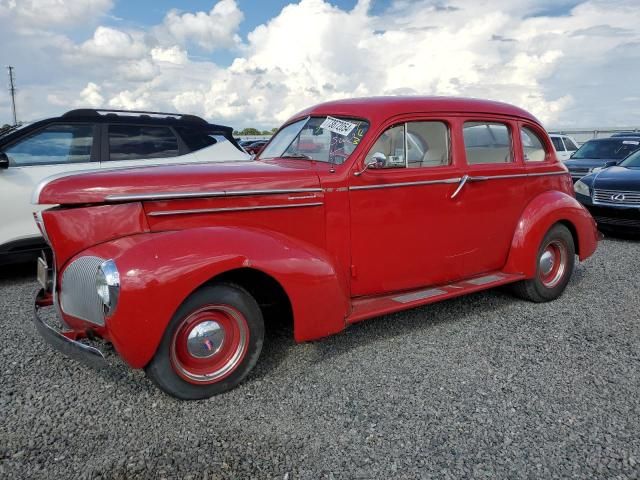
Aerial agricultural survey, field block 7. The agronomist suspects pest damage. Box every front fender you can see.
[504,191,599,277]
[81,227,349,369]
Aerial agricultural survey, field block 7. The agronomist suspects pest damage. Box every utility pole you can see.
[7,66,17,126]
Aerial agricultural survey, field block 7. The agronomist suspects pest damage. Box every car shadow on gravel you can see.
[0,261,35,281]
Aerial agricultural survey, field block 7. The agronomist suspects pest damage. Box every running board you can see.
[347,271,526,325]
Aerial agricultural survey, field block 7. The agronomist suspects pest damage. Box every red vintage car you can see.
[32,97,599,399]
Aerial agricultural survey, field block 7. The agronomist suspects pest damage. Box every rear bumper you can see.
[33,289,107,370]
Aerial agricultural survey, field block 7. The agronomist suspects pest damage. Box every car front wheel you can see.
[145,283,264,400]
[512,224,576,303]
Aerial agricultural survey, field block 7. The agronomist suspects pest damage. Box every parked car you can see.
[563,137,640,181]
[548,133,579,161]
[32,97,598,399]
[0,109,249,265]
[244,139,269,155]
[574,148,640,233]
[610,132,640,138]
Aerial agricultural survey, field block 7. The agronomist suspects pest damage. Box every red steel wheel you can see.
[511,223,575,303]
[538,240,568,289]
[170,305,250,384]
[145,283,264,400]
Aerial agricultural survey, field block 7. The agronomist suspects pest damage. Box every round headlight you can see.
[574,179,590,197]
[96,259,120,316]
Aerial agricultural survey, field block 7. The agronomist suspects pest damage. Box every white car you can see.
[548,134,579,161]
[0,109,250,265]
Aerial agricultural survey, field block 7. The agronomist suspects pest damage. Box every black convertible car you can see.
[574,149,640,233]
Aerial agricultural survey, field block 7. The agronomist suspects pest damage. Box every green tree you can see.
[271,127,278,134]
[261,130,272,135]
[240,127,261,136]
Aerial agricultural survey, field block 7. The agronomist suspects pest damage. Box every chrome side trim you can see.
[349,170,566,191]
[147,202,324,217]
[105,187,323,202]
[349,178,461,191]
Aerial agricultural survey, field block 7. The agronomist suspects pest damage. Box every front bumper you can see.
[33,288,107,370]
[585,205,640,232]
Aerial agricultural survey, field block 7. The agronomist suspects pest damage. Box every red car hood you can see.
[34,161,321,205]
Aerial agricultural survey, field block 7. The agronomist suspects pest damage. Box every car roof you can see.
[288,96,542,126]
[0,109,235,146]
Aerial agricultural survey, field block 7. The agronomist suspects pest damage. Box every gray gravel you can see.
[1,236,639,479]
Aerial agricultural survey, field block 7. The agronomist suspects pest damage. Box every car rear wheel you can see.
[145,283,264,400]
[512,224,575,303]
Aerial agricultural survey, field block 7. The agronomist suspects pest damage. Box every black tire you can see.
[145,283,264,400]
[511,224,575,303]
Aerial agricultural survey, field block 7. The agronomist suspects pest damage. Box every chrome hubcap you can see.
[186,320,225,358]
[539,250,555,276]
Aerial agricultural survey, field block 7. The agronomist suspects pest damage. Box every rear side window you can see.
[551,137,565,151]
[521,127,547,162]
[108,125,179,161]
[174,127,218,151]
[4,124,93,167]
[463,122,512,164]
[563,137,578,151]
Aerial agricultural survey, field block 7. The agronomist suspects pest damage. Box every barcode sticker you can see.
[320,116,357,136]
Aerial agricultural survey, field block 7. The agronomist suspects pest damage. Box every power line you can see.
[7,66,17,126]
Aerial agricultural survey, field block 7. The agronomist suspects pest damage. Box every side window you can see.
[364,121,449,168]
[563,137,578,151]
[108,125,180,161]
[551,137,565,151]
[4,124,93,167]
[521,127,547,162]
[406,122,449,167]
[463,122,512,164]
[174,127,218,151]
[364,124,405,168]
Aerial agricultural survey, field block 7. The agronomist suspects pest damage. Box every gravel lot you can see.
[1,236,639,479]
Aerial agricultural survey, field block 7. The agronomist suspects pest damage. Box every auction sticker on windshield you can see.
[320,116,357,136]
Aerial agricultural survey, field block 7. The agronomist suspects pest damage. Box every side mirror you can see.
[354,153,386,177]
[0,152,8,170]
[604,160,617,168]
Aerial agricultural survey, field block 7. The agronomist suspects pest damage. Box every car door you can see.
[349,117,469,296]
[0,123,97,248]
[451,118,529,275]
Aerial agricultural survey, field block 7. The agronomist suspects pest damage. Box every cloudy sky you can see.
[0,0,638,130]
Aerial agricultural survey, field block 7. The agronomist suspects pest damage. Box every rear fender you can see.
[504,191,599,277]
[80,227,348,368]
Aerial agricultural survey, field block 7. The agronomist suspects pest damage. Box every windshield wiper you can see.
[281,153,312,159]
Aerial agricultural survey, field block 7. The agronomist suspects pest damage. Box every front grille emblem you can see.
[611,193,626,202]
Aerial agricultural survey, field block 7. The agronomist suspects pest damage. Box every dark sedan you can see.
[574,150,640,233]
[565,137,640,181]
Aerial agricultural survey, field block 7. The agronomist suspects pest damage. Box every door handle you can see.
[450,174,488,199]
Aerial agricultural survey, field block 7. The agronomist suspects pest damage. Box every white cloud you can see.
[161,0,243,51]
[151,46,189,65]
[2,0,640,130]
[78,82,104,107]
[79,26,148,59]
[0,0,113,28]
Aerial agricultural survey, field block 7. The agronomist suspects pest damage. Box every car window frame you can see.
[521,125,550,163]
[1,122,99,168]
[360,117,453,172]
[461,118,516,167]
[101,123,189,163]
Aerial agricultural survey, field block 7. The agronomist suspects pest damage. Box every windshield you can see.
[572,139,640,159]
[619,149,640,168]
[259,116,370,164]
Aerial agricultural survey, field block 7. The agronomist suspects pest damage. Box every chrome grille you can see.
[60,256,105,326]
[593,189,640,206]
